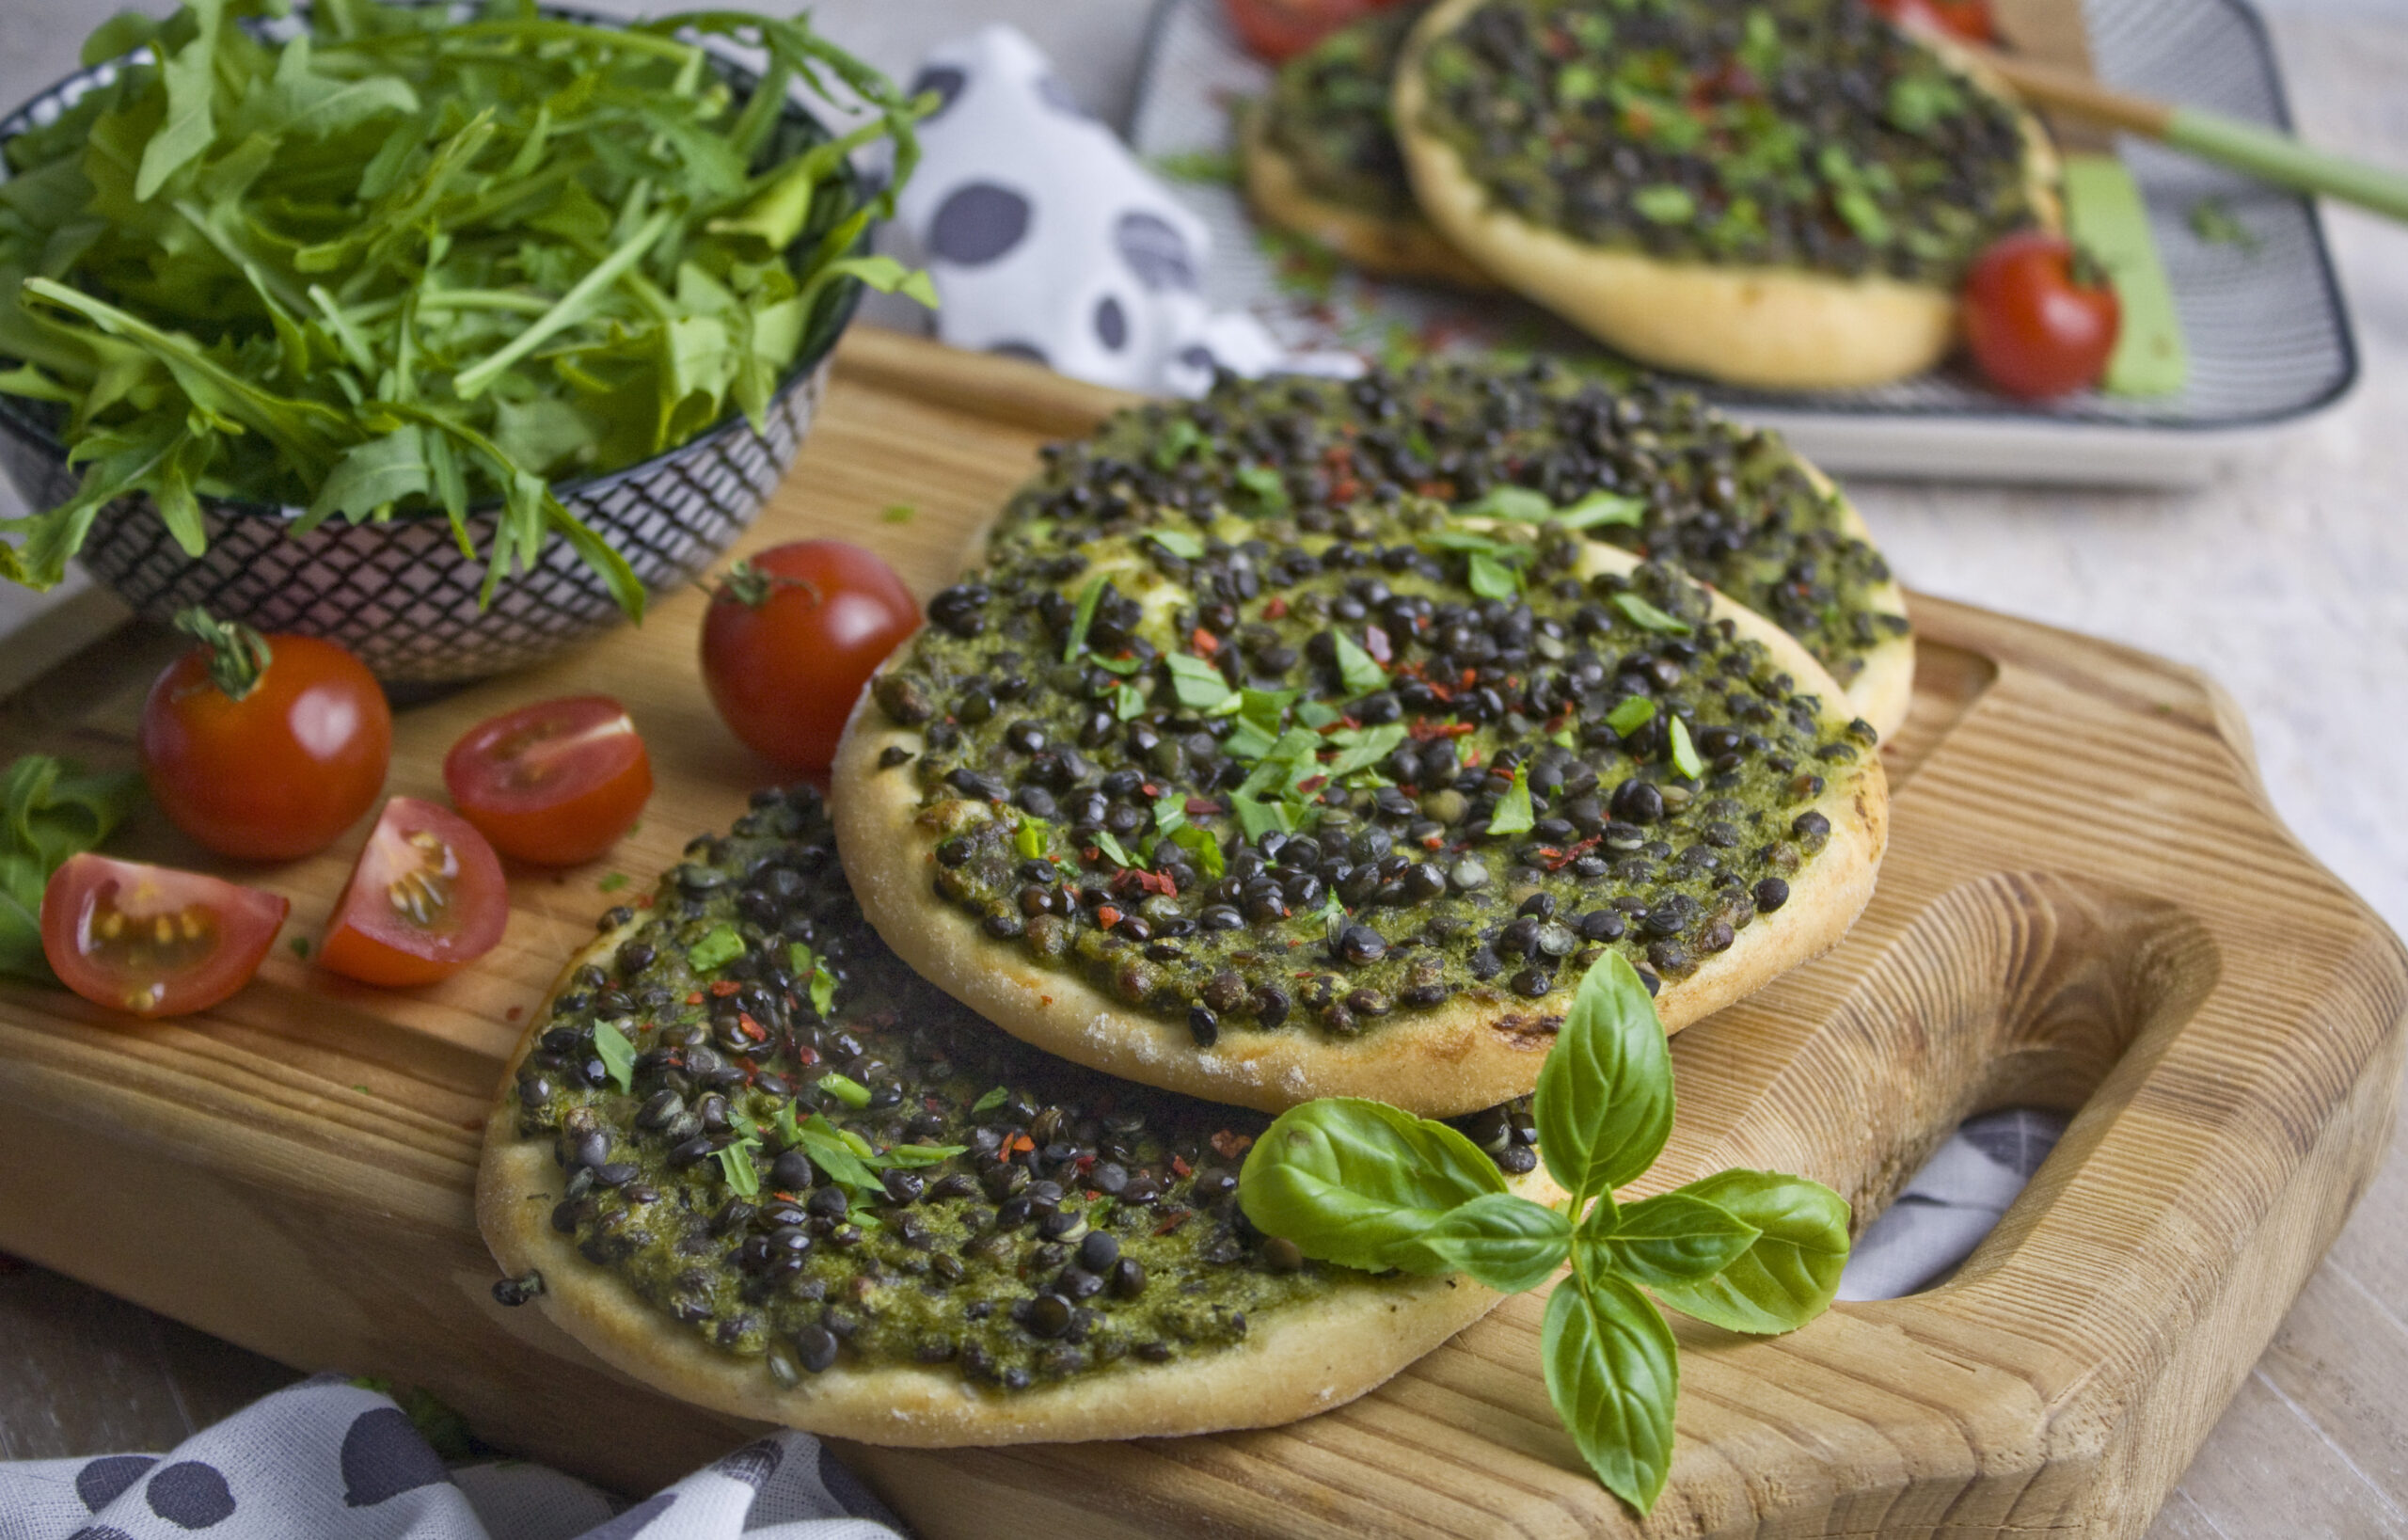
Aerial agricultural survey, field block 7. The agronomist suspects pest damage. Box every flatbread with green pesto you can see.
[1395,0,2062,389]
[985,361,1912,738]
[1241,4,1494,288]
[832,500,1887,1118]
[478,785,1560,1446]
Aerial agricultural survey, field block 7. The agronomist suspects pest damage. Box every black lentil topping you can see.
[991,361,1908,688]
[1416,0,2044,285]
[510,786,1542,1393]
[884,486,1868,1047]
[1263,1,1437,221]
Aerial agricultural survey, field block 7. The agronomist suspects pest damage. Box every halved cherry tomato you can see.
[40,853,288,1017]
[444,697,653,865]
[1962,231,2121,400]
[139,611,391,862]
[701,541,920,774]
[1868,0,1995,45]
[318,798,508,988]
[1222,0,1400,61]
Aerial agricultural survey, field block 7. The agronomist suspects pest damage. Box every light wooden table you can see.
[2,2,2404,1535]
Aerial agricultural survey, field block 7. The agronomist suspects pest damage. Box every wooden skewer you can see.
[1968,47,2408,224]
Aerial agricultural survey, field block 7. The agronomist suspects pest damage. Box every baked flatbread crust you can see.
[1241,97,1496,290]
[1392,0,2064,389]
[476,929,1562,1446]
[1809,465,1914,741]
[832,539,1887,1119]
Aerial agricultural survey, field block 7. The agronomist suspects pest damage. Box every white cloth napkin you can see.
[875,24,1354,396]
[0,1375,907,1540]
[1836,1108,2069,1300]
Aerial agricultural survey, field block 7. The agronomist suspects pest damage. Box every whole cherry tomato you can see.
[1867,0,1995,44]
[41,853,288,1017]
[317,798,508,988]
[701,541,920,774]
[138,611,391,862]
[1962,231,2121,401]
[444,696,653,865]
[1223,0,1401,61]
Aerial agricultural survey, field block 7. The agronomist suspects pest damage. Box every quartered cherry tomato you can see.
[1222,0,1400,60]
[444,696,652,865]
[1867,0,1995,44]
[1962,231,2121,400]
[317,798,508,988]
[701,541,920,774]
[40,853,288,1017]
[139,611,390,862]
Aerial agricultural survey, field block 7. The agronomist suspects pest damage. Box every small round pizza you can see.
[1242,3,1494,288]
[832,492,1888,1118]
[988,363,1912,738]
[479,785,1560,1446]
[1393,0,2062,389]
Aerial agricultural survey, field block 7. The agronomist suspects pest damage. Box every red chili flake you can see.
[1364,625,1392,664]
[1074,1153,1098,1172]
[1297,775,1328,795]
[633,895,655,909]
[1153,1209,1195,1236]
[1540,837,1603,873]
[1210,1130,1255,1160]
[737,1013,768,1042]
[685,992,705,1006]
[795,1044,820,1066]
[1465,748,1482,768]
[925,1096,944,1114]
[1192,629,1220,658]
[1410,720,1476,740]
[1171,1154,1193,1178]
[1096,905,1123,930]
[1007,1133,1037,1155]
[1459,669,1478,690]
[1331,478,1361,503]
[1262,596,1289,620]
[1185,796,1223,816]
[1421,831,1447,849]
[708,979,741,997]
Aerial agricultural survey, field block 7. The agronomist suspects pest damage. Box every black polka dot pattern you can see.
[908,65,966,120]
[711,1437,784,1490]
[341,1406,451,1507]
[928,183,1032,266]
[1180,343,1218,373]
[1114,211,1198,292]
[145,1461,235,1529]
[818,1443,904,1529]
[989,340,1050,366]
[582,1491,674,1538]
[65,1527,135,1540]
[76,1455,157,1512]
[1095,295,1128,351]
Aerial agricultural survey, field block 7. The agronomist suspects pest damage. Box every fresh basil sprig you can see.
[1238,950,1851,1515]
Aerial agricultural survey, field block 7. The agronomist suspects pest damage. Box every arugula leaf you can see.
[1323,723,1405,782]
[1236,1098,1506,1273]
[1487,762,1536,837]
[1613,593,1692,635]
[0,755,146,981]
[1063,576,1107,663]
[1087,830,1136,868]
[1544,1273,1678,1514]
[881,1142,971,1167]
[591,1019,637,1096]
[715,1140,762,1199]
[1389,1191,1571,1293]
[793,1112,888,1199]
[1534,953,1673,1205]
[1331,631,1386,695]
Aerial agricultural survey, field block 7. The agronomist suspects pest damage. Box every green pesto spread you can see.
[991,362,1907,690]
[510,786,1545,1392]
[1262,2,1436,221]
[879,493,1873,1047]
[1416,0,2043,284]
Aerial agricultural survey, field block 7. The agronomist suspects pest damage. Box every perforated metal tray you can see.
[1129,0,2357,485]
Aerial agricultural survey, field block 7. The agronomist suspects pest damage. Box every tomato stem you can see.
[718,560,823,611]
[173,608,274,702]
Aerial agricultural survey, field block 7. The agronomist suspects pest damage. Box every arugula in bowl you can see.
[0,0,934,617]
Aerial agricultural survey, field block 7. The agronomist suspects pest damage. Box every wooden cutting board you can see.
[0,328,2400,1539]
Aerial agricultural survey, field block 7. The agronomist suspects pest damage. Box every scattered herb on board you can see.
[1239,951,1851,1514]
[2187,197,2259,254]
[0,755,145,980]
[0,0,936,613]
[880,503,917,523]
[1151,148,1242,187]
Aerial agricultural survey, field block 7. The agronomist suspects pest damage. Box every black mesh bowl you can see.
[0,15,865,690]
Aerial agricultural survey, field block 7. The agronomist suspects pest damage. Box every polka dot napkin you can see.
[875,24,1354,396]
[0,1375,907,1540]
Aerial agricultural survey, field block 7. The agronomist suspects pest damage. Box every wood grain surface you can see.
[0,327,2402,1538]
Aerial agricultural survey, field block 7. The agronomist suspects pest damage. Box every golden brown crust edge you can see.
[831,542,1888,1119]
[1391,0,2065,390]
[1240,99,1497,291]
[477,929,1566,1447]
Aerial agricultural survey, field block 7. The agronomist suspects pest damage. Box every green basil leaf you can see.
[1148,528,1204,560]
[1389,1191,1570,1294]
[1612,593,1692,635]
[1456,484,1553,521]
[1087,830,1135,868]
[972,1087,1010,1115]
[1332,631,1386,695]
[1165,652,1235,712]
[1585,1190,1759,1287]
[1152,418,1201,469]
[1668,715,1704,780]
[1238,1097,1508,1272]
[1014,816,1054,861]
[1467,548,1521,599]
[1168,821,1226,880]
[880,1142,970,1167]
[1113,682,1145,721]
[688,923,745,973]
[818,1072,872,1109]
[1063,575,1108,663]
[715,1139,762,1199]
[1534,951,1674,1205]
[1233,462,1288,511]
[1486,762,1535,836]
[1543,1273,1678,1516]
[1605,696,1657,737]
[1644,1169,1851,1334]
[591,1018,637,1096]
[1556,491,1645,530]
